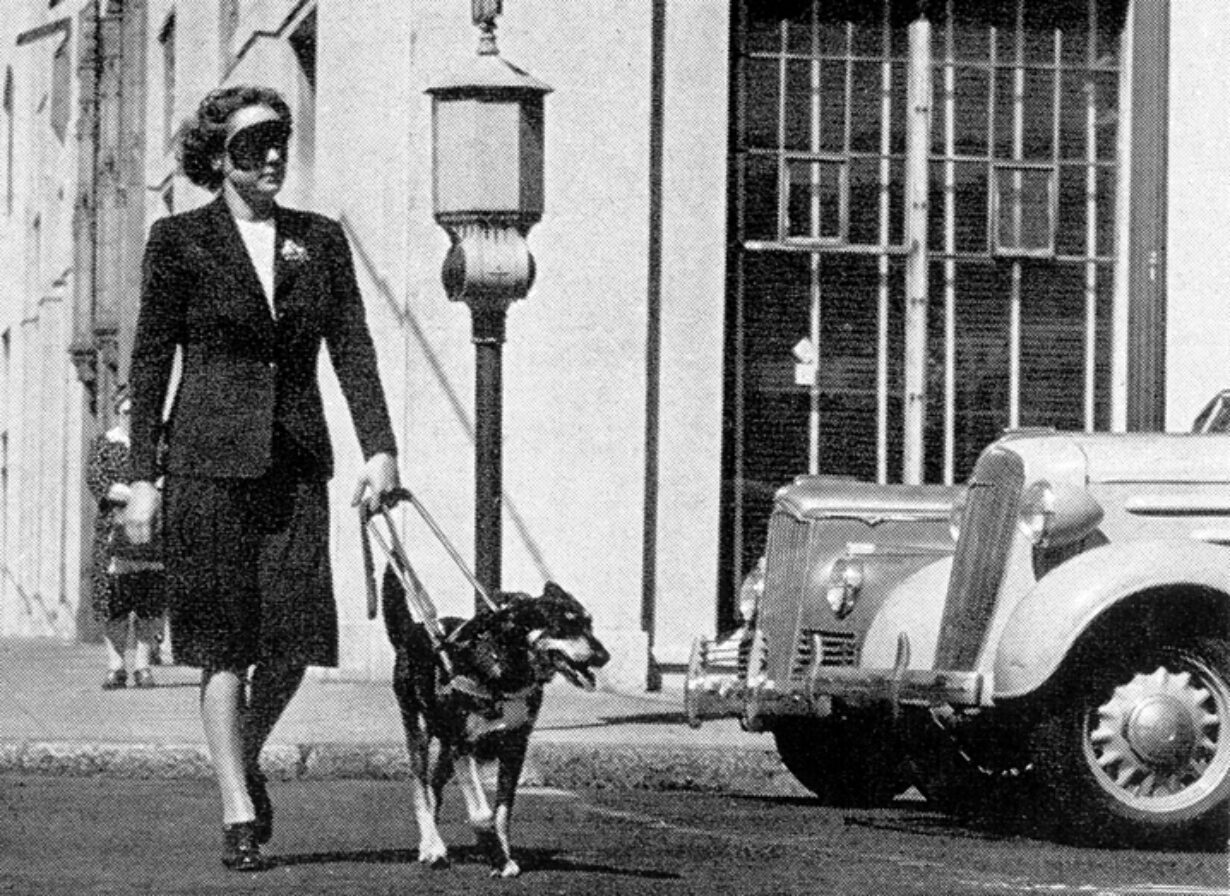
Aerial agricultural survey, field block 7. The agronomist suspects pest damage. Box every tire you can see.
[772,714,903,807]
[910,746,1032,819]
[1031,637,1230,848]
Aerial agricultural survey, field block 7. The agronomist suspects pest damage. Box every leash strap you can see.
[364,510,446,643]
[359,502,379,620]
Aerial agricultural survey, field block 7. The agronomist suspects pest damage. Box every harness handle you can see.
[362,487,501,614]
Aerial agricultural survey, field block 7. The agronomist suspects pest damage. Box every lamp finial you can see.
[472,0,502,55]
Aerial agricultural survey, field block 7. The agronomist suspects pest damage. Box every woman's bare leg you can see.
[201,668,254,825]
[102,617,128,672]
[132,614,161,670]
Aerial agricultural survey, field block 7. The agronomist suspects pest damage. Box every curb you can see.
[0,739,809,796]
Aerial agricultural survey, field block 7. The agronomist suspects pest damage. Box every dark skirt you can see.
[104,570,166,621]
[162,467,337,670]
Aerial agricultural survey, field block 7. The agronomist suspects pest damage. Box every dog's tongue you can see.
[559,662,597,691]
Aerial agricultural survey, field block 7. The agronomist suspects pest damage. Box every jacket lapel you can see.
[273,206,308,319]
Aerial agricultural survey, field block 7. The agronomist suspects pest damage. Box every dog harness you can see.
[446,674,537,741]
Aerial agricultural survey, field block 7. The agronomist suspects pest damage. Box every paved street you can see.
[1,774,1226,896]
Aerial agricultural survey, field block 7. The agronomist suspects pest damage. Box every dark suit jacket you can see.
[128,196,398,481]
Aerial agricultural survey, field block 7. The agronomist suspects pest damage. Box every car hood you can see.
[997,431,1230,484]
[776,475,960,523]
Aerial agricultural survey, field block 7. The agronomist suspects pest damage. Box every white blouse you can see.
[234,216,277,317]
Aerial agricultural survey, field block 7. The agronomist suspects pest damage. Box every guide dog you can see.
[383,570,609,878]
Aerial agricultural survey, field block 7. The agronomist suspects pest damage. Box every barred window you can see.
[724,0,1127,586]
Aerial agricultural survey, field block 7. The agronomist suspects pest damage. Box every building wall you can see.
[1165,3,1230,431]
[0,1,89,639]
[651,0,730,667]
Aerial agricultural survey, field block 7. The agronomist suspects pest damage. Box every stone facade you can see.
[0,0,1222,691]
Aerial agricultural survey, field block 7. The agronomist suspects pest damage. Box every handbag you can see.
[106,504,163,565]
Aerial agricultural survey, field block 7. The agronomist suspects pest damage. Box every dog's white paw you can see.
[491,859,521,879]
[417,839,450,869]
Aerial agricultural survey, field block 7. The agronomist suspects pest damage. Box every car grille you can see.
[791,629,858,678]
[737,632,754,676]
[935,447,1023,670]
[759,511,814,686]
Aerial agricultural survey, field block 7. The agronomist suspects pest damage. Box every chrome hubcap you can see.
[1088,666,1221,802]
[1125,695,1196,768]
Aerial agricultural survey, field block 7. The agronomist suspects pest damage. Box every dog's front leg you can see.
[408,739,450,868]
[488,735,530,879]
[395,661,450,868]
[455,755,513,875]
[430,748,454,822]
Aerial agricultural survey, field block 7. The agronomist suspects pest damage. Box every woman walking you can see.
[124,84,399,872]
[86,385,166,690]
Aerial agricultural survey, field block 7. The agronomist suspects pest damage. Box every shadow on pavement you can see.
[596,711,690,726]
[725,791,1036,843]
[272,843,681,879]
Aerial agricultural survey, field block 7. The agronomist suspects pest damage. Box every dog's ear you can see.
[503,593,546,630]
[494,590,535,610]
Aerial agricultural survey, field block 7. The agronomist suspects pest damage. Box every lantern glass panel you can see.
[434,97,527,216]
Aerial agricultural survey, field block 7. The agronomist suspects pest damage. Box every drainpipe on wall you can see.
[902,10,933,485]
[1126,0,1168,431]
[68,0,101,407]
[67,0,102,642]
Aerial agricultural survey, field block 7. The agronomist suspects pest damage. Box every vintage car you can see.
[686,429,1230,848]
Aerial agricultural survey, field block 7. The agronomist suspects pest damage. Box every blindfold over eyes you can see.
[225,120,291,170]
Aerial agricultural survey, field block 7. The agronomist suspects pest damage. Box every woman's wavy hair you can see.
[178,85,293,191]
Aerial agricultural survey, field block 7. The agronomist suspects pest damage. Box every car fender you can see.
[860,556,954,670]
[993,539,1230,700]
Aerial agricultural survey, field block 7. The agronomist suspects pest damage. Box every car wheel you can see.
[1031,637,1230,848]
[772,714,903,807]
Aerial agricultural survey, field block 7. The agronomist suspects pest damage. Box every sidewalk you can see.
[0,639,806,795]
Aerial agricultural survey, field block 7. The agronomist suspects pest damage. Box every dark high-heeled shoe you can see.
[221,820,269,872]
[102,669,127,690]
[246,770,273,845]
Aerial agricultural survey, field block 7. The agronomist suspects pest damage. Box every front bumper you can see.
[683,631,751,728]
[684,630,985,730]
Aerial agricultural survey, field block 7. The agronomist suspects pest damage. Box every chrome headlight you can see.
[948,489,967,542]
[825,557,864,619]
[1018,480,1103,548]
[736,556,766,624]
[1018,480,1055,544]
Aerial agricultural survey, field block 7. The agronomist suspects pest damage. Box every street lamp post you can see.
[427,1,551,610]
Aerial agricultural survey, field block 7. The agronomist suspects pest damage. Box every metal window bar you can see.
[808,5,822,471]
[775,20,788,241]
[730,1,749,607]
[941,1,957,485]
[877,3,892,484]
[808,5,823,475]
[1006,8,1023,429]
[1083,0,1099,432]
